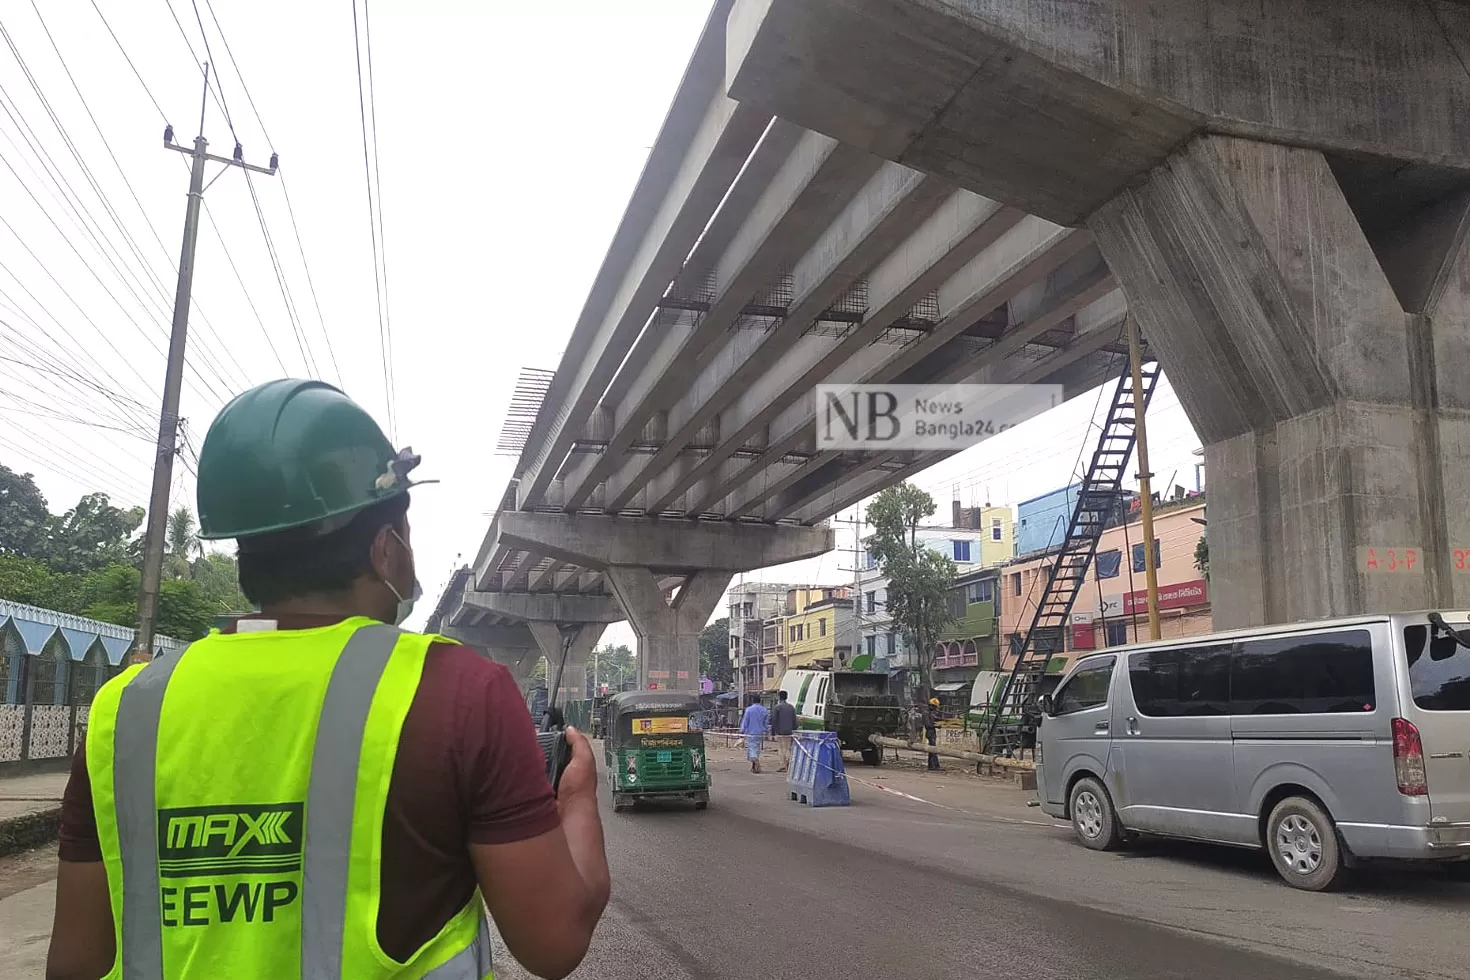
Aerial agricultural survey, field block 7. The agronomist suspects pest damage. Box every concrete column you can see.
[528,622,606,704]
[606,568,732,692]
[1089,134,1470,628]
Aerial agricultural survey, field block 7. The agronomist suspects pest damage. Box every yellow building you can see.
[952,501,1016,567]
[779,587,854,671]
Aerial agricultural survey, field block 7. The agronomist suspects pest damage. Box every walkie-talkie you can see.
[538,631,575,794]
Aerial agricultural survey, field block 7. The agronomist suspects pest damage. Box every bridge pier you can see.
[448,592,623,699]
[1090,135,1470,627]
[492,513,833,692]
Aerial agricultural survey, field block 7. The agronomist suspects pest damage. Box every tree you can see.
[167,506,199,580]
[43,492,145,574]
[591,643,635,692]
[1194,534,1209,581]
[866,483,957,701]
[0,464,51,558]
[699,616,733,689]
[190,551,249,613]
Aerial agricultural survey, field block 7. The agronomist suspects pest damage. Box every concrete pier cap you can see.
[494,512,834,691]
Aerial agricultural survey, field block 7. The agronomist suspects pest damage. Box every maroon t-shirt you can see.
[59,615,561,961]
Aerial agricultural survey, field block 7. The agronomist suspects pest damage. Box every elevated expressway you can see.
[427,1,1134,693]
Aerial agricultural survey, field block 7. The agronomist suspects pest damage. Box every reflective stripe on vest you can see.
[108,624,493,978]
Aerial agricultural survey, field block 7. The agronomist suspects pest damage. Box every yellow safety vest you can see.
[85,618,493,979]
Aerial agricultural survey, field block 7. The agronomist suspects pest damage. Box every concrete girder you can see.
[578,572,605,594]
[559,129,886,510]
[676,190,1023,517]
[493,511,833,572]
[501,550,541,591]
[527,559,566,592]
[588,120,808,428]
[460,590,625,624]
[515,5,770,510]
[602,164,949,512]
[724,0,1470,227]
[606,568,732,692]
[788,319,1128,525]
[1090,134,1470,627]
[723,219,1094,518]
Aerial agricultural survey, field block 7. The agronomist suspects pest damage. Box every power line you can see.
[353,0,396,441]
[200,0,344,386]
[26,0,251,387]
[243,170,318,375]
[200,202,289,375]
[363,0,397,430]
[87,0,169,124]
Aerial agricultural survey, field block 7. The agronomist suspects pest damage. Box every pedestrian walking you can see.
[740,694,770,773]
[771,689,798,772]
[45,379,611,980]
[921,697,942,771]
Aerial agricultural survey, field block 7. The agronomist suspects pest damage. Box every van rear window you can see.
[1404,625,1470,711]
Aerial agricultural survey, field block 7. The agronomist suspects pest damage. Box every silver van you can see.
[1035,611,1470,890]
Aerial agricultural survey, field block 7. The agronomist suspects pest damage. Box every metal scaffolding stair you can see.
[983,356,1162,756]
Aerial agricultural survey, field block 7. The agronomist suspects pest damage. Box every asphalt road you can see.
[4,743,1467,978]
[489,743,1469,980]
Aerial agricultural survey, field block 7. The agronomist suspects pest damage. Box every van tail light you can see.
[1392,717,1429,796]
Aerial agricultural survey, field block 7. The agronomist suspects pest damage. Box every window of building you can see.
[948,591,967,619]
[1011,573,1022,597]
[1404,624,1470,711]
[885,633,896,656]
[966,579,994,604]
[1104,620,1128,647]
[990,517,1003,541]
[765,664,775,679]
[865,635,876,656]
[1231,629,1376,714]
[1131,538,1162,573]
[819,618,827,637]
[1128,645,1231,716]
[1053,656,1115,715]
[864,550,878,570]
[865,591,876,614]
[1095,549,1122,579]
[952,539,972,562]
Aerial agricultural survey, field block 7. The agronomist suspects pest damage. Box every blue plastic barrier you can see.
[787,731,850,807]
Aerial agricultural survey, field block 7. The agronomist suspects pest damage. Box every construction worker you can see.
[45,380,611,980]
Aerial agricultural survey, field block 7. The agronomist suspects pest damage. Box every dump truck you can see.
[778,668,905,766]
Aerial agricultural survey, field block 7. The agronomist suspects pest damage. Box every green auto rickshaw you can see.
[603,691,709,813]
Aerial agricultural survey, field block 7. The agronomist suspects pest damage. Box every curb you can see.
[0,807,62,858]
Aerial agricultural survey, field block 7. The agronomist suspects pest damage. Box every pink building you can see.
[997,498,1209,672]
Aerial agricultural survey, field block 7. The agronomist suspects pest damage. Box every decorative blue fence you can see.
[0,599,185,768]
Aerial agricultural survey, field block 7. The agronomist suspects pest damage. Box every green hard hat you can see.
[196,379,426,541]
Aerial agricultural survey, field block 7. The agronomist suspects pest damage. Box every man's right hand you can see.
[556,727,598,811]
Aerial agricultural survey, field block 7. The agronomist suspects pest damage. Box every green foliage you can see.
[591,643,636,692]
[0,464,51,558]
[866,483,958,700]
[1194,534,1209,581]
[0,466,245,643]
[699,617,732,687]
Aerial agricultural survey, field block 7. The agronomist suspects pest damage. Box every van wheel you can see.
[1069,776,1123,851]
[1442,862,1470,882]
[1266,796,1347,891]
[860,746,882,766]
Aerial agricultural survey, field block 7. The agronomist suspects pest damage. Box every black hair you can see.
[237,494,410,606]
[778,690,788,700]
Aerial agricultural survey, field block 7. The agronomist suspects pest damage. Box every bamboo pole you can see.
[1127,316,1162,641]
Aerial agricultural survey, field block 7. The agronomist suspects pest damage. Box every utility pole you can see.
[1127,316,1162,641]
[134,65,279,663]
[836,511,868,669]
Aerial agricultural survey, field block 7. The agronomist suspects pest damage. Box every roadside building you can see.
[929,566,1002,713]
[860,504,1014,703]
[727,581,801,693]
[997,493,1210,679]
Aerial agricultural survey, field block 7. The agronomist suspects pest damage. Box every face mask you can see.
[382,529,422,626]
